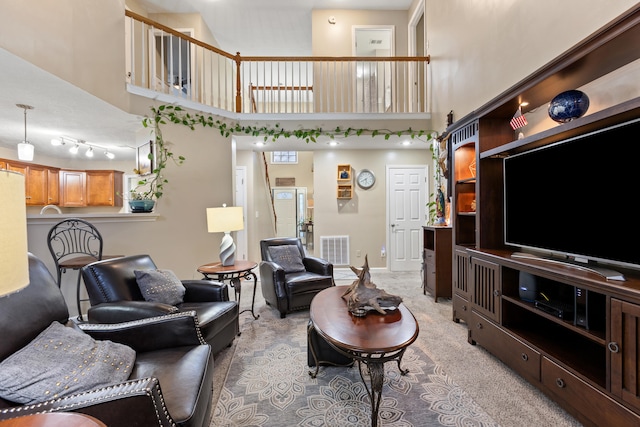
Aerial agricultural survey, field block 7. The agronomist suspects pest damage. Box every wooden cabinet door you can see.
[26,164,48,205]
[471,256,501,323]
[47,168,59,205]
[453,248,471,323]
[60,170,86,207]
[86,170,123,206]
[6,161,47,205]
[611,298,640,412]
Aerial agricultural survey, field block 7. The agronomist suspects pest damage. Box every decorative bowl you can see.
[548,90,590,123]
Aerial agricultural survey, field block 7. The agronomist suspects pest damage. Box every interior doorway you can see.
[150,28,195,97]
[352,25,395,113]
[408,0,426,111]
[273,187,307,238]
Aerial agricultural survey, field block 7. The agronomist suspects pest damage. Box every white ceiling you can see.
[0,0,421,162]
[138,0,416,55]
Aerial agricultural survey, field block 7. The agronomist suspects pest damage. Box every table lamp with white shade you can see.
[206,205,244,266]
[0,170,30,297]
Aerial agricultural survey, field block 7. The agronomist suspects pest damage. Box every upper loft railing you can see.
[125,11,430,115]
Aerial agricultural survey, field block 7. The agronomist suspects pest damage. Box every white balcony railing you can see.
[125,11,430,115]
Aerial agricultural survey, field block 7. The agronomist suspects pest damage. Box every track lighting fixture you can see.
[16,104,34,161]
[55,137,117,159]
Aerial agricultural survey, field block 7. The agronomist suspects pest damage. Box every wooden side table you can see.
[0,413,106,427]
[197,260,259,319]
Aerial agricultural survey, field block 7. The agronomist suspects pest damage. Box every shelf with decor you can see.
[446,5,640,426]
[336,164,352,199]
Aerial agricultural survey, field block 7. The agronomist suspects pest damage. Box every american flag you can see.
[510,107,528,130]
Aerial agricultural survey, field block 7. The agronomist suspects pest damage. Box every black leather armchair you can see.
[259,237,334,318]
[81,254,239,355]
[0,253,213,427]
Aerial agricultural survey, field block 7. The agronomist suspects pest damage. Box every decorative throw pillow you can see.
[268,245,306,273]
[0,321,135,405]
[135,269,186,305]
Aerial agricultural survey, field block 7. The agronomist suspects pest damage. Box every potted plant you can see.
[128,187,156,213]
[126,105,187,213]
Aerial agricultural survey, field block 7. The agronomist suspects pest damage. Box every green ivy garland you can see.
[137,104,438,200]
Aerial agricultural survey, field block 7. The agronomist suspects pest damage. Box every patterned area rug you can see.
[212,307,499,426]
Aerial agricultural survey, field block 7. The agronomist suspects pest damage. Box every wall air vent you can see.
[320,235,350,266]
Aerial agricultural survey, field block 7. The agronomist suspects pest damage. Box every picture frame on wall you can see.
[136,141,154,175]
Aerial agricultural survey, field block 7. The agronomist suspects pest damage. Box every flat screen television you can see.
[503,117,640,275]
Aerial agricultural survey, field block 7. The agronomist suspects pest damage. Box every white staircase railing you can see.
[125,10,430,115]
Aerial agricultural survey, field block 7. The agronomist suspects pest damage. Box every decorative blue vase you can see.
[548,90,590,123]
[129,199,155,213]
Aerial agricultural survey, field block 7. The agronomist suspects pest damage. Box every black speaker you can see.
[574,287,588,328]
[574,288,606,330]
[519,272,538,302]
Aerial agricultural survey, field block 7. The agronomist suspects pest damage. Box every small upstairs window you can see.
[271,151,298,164]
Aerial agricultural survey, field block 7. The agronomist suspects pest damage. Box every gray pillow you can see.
[268,245,306,273]
[0,321,135,405]
[135,269,186,305]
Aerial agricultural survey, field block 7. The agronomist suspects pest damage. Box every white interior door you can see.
[273,187,298,237]
[387,166,428,271]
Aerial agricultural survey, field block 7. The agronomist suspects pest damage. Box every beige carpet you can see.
[210,269,583,427]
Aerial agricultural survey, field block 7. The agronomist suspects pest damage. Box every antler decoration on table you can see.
[341,255,403,316]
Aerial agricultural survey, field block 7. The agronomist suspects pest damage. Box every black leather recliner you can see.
[0,253,213,427]
[259,237,334,318]
[81,254,239,355]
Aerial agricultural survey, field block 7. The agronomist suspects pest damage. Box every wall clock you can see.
[356,169,376,189]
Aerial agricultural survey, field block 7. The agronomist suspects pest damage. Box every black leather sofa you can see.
[0,253,214,427]
[81,254,239,355]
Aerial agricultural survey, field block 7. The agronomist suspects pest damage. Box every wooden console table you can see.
[308,285,419,427]
[197,260,259,319]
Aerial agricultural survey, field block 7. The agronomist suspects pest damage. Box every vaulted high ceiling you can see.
[0,0,422,161]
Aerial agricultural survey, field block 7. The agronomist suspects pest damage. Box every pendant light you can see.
[16,104,34,161]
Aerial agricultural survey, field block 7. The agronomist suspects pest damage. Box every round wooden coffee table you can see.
[309,285,419,427]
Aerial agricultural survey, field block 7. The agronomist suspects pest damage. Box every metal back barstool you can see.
[47,218,120,321]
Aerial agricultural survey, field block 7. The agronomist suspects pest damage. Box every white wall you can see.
[424,0,640,129]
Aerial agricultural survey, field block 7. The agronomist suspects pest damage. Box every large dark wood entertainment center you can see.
[448,5,640,426]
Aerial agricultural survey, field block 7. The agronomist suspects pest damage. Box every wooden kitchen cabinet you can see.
[59,170,87,207]
[6,161,48,205]
[86,170,123,206]
[47,168,59,205]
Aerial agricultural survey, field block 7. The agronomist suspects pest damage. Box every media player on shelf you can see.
[534,299,573,320]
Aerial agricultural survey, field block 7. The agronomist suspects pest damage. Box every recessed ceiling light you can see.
[327,141,339,146]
